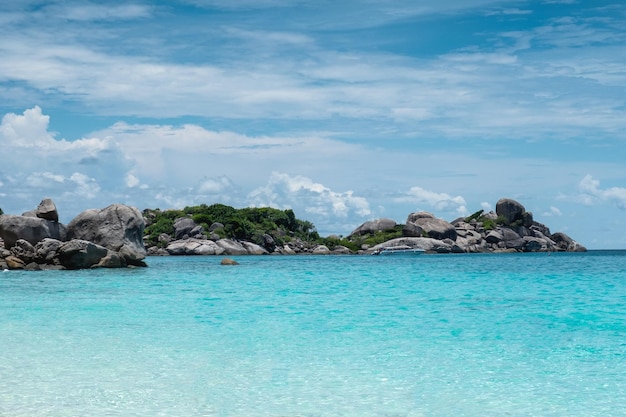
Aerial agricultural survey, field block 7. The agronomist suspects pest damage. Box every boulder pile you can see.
[0,199,147,270]
[362,198,586,253]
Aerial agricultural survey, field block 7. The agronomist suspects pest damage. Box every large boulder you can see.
[350,218,397,236]
[34,238,64,263]
[551,232,587,252]
[0,215,67,248]
[10,239,36,264]
[215,239,248,255]
[57,239,111,269]
[402,222,425,237]
[166,239,225,255]
[67,204,146,266]
[173,217,198,239]
[405,212,457,241]
[312,245,331,254]
[501,228,524,250]
[36,198,59,222]
[495,198,526,225]
[371,237,453,253]
[5,255,26,270]
[241,241,269,255]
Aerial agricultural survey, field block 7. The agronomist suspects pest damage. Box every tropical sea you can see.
[1,251,625,417]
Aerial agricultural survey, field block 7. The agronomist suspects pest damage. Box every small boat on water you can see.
[371,245,425,256]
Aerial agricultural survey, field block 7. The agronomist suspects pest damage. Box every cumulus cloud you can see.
[248,172,371,218]
[395,186,467,215]
[197,176,234,194]
[578,174,626,209]
[542,206,562,217]
[0,107,133,216]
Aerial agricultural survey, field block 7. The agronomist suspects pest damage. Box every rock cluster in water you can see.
[0,199,147,270]
[146,197,585,256]
[1,197,585,269]
[364,198,586,254]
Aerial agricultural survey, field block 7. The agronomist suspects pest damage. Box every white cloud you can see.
[248,172,371,219]
[395,186,467,213]
[197,176,234,194]
[542,206,563,217]
[48,4,153,21]
[480,201,492,211]
[578,174,626,209]
[68,172,101,199]
[125,173,140,188]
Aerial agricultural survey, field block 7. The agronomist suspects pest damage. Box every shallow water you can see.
[1,251,625,416]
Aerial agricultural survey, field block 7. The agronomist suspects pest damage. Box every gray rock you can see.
[98,252,126,268]
[495,198,526,224]
[332,245,353,255]
[241,241,268,255]
[405,212,457,241]
[372,237,451,253]
[280,245,297,255]
[551,232,587,252]
[67,204,146,266]
[261,233,276,252]
[501,228,524,250]
[158,233,172,245]
[350,218,397,236]
[166,239,225,255]
[522,211,534,228]
[215,239,248,255]
[209,222,224,232]
[522,236,545,252]
[0,215,67,248]
[189,225,204,237]
[5,255,26,269]
[36,198,59,222]
[312,245,330,254]
[485,230,503,244]
[173,217,197,240]
[10,239,36,264]
[57,239,109,269]
[406,211,436,222]
[402,222,425,237]
[34,238,63,263]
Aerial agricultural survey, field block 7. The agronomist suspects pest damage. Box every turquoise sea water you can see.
[1,252,625,417]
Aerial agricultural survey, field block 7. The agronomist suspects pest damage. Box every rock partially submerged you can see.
[0,199,147,270]
[363,198,585,254]
[67,204,147,266]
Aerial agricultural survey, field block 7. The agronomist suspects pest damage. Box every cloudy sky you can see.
[1,0,625,249]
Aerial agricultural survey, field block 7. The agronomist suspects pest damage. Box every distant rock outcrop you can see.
[140,197,585,257]
[352,198,585,254]
[349,218,397,236]
[67,204,147,266]
[0,199,147,270]
[0,214,67,248]
[405,212,457,241]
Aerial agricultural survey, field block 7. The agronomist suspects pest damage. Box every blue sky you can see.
[1,0,625,249]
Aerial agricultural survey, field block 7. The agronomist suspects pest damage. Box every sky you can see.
[0,0,625,249]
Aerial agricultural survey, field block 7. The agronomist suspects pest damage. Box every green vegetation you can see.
[464,210,513,231]
[320,225,404,252]
[465,209,484,223]
[143,204,319,249]
[0,207,3,215]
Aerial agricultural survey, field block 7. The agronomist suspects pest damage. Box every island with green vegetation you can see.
[141,197,585,256]
[0,197,586,270]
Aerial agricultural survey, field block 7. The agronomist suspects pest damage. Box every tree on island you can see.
[143,204,319,250]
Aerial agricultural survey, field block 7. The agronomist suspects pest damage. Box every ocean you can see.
[1,252,625,416]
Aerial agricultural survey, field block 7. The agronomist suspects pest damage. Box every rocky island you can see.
[0,197,585,270]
